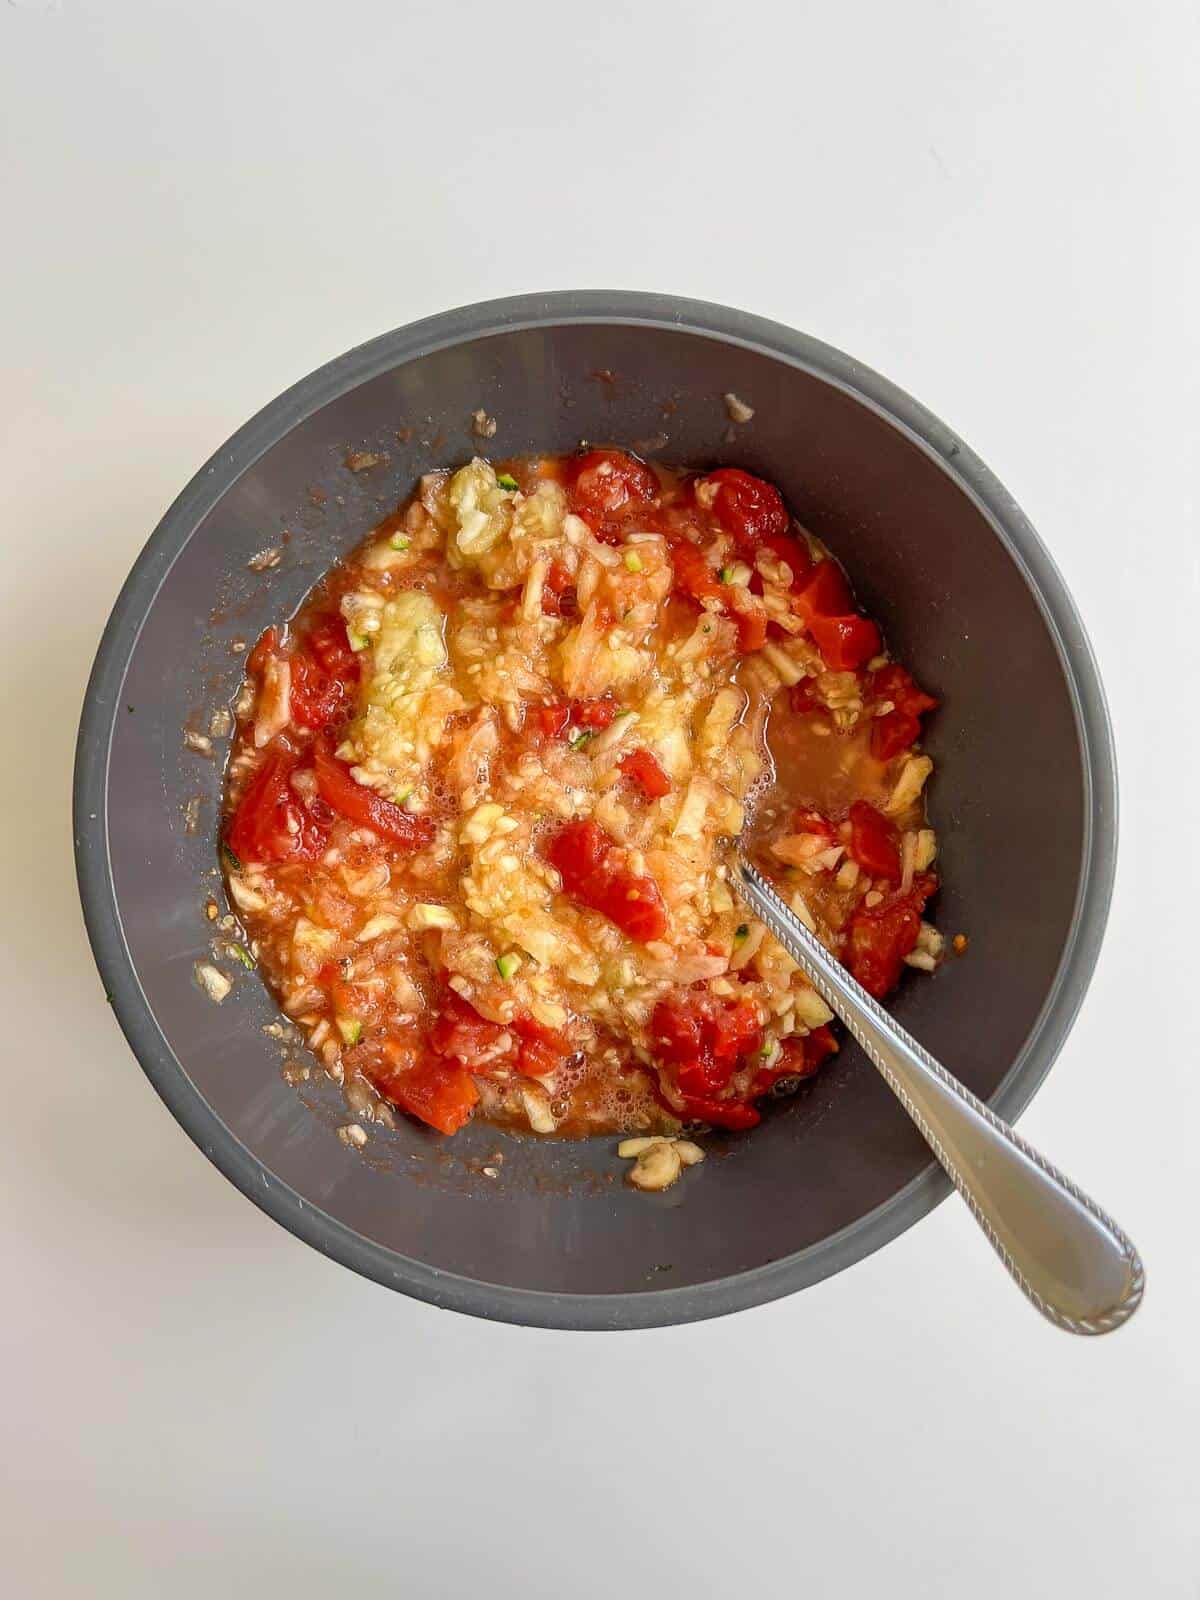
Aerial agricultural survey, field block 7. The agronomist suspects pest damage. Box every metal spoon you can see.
[734,854,1143,1335]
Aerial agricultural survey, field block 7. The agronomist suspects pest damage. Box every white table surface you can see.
[3,2,1196,1593]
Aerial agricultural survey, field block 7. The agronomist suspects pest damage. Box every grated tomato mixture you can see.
[221,451,941,1157]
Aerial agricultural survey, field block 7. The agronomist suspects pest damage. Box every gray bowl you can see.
[74,291,1116,1330]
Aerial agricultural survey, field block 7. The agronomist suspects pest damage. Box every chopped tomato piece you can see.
[227,748,327,866]
[652,995,761,1067]
[678,1095,761,1131]
[566,449,658,521]
[541,558,577,618]
[670,541,768,654]
[529,697,617,741]
[669,539,725,604]
[545,818,668,943]
[250,614,360,734]
[289,650,345,731]
[792,559,880,671]
[528,700,570,740]
[788,678,822,715]
[620,748,672,799]
[871,710,922,761]
[871,663,938,716]
[869,664,938,760]
[807,613,882,672]
[312,737,434,849]
[595,874,667,943]
[652,993,763,1108]
[392,1061,480,1135]
[803,1024,839,1072]
[705,468,789,552]
[751,1024,840,1093]
[792,807,836,838]
[757,529,813,586]
[247,626,279,676]
[732,604,768,652]
[570,696,618,731]
[847,799,901,881]
[512,1015,573,1079]
[357,1035,480,1135]
[707,998,763,1064]
[845,873,937,997]
[428,990,506,1062]
[425,993,572,1085]
[846,900,921,998]
[306,615,360,684]
[675,1058,732,1097]
[652,997,703,1063]
[546,816,607,882]
[794,559,854,620]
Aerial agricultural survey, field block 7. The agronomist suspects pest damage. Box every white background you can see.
[2,2,1197,1594]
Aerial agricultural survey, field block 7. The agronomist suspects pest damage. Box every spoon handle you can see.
[735,858,1143,1335]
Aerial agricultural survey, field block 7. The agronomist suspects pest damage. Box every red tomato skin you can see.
[847,800,902,881]
[620,748,672,799]
[228,748,327,866]
[312,737,434,849]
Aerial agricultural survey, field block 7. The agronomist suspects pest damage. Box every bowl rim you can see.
[74,290,1118,1331]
